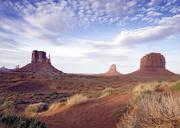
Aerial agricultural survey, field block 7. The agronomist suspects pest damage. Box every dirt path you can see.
[41,93,131,128]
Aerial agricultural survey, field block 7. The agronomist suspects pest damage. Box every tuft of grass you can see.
[170,80,180,91]
[133,82,160,95]
[66,94,88,107]
[100,87,115,97]
[25,102,48,113]
[0,101,16,115]
[132,81,174,102]
[116,93,180,128]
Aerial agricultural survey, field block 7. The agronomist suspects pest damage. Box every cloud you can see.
[0,0,179,42]
[115,15,180,46]
[84,52,130,62]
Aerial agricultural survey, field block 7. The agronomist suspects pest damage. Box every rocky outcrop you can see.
[0,66,10,72]
[131,52,175,76]
[104,64,121,76]
[16,50,62,75]
[31,50,51,64]
[140,53,166,70]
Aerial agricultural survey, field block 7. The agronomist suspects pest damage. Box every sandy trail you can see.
[41,93,131,128]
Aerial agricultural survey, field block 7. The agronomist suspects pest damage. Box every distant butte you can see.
[104,64,121,76]
[16,50,63,75]
[131,52,175,76]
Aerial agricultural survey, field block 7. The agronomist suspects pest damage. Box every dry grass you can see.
[132,81,177,102]
[170,80,180,91]
[66,94,88,107]
[133,80,180,98]
[25,102,48,113]
[39,102,65,116]
[116,110,136,128]
[0,101,16,115]
[48,102,64,111]
[138,93,180,128]
[116,93,180,128]
[100,87,115,97]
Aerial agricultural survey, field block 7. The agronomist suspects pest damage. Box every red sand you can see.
[41,94,131,128]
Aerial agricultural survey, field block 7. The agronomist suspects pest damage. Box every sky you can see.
[0,0,180,74]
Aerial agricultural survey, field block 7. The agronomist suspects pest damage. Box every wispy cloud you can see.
[115,15,180,46]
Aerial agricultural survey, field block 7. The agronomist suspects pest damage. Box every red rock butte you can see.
[140,53,166,70]
[132,52,175,75]
[31,50,51,64]
[16,50,62,75]
[104,64,121,76]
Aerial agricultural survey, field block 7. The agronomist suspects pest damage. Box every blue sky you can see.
[0,0,180,74]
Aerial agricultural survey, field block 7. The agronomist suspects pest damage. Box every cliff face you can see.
[31,50,51,64]
[131,52,175,76]
[16,50,62,75]
[140,53,166,70]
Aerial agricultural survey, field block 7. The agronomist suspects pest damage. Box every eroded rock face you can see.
[140,53,166,70]
[109,64,117,71]
[104,64,121,76]
[32,50,50,64]
[16,50,62,75]
[131,52,175,76]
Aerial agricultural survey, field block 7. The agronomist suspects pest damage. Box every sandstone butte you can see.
[16,50,63,75]
[131,52,175,75]
[104,64,121,76]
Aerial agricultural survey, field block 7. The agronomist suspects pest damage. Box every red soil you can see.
[41,94,131,128]
[7,82,52,93]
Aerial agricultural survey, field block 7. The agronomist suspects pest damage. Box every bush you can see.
[133,82,160,96]
[66,94,88,107]
[137,93,180,128]
[116,105,137,128]
[101,87,115,97]
[0,113,46,128]
[170,80,180,91]
[116,93,180,128]
[25,102,48,113]
[132,82,173,102]
[1,101,16,115]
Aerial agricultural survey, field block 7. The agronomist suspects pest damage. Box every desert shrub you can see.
[137,93,180,128]
[66,94,88,107]
[100,87,115,97]
[25,102,48,113]
[1,101,16,115]
[132,82,173,102]
[0,113,46,128]
[50,91,58,96]
[133,82,160,96]
[170,80,180,91]
[49,102,63,110]
[116,93,180,128]
[116,106,137,128]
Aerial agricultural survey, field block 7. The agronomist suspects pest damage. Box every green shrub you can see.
[0,113,46,128]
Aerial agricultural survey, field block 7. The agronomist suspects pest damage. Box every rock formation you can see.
[131,52,175,76]
[140,53,166,70]
[31,50,51,64]
[0,66,10,72]
[104,64,121,76]
[16,50,62,75]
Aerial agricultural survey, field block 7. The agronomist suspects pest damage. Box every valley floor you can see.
[41,94,131,128]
